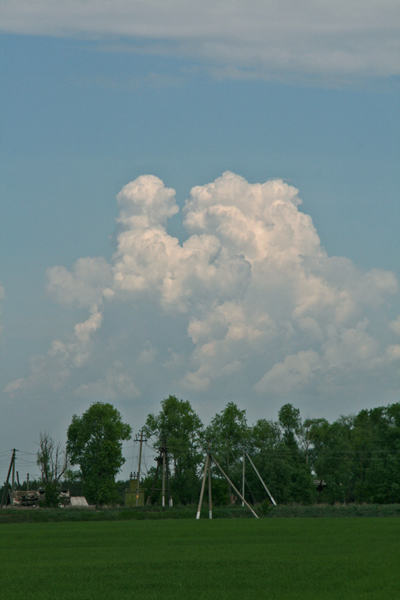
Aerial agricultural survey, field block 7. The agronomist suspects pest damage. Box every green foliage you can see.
[67,402,132,505]
[144,395,204,504]
[243,404,316,505]
[39,482,61,508]
[205,402,249,500]
[206,402,249,454]
[278,403,301,447]
[61,396,400,509]
[207,477,230,506]
[307,405,400,504]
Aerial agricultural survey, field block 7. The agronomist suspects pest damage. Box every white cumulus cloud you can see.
[5,172,400,407]
[46,257,112,308]
[5,305,103,395]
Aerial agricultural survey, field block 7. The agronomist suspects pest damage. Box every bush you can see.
[39,482,61,508]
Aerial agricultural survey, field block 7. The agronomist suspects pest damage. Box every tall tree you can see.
[144,395,203,504]
[37,431,68,485]
[278,404,301,449]
[67,402,132,505]
[363,403,400,503]
[247,407,316,505]
[205,402,249,502]
[305,405,400,504]
[36,431,69,507]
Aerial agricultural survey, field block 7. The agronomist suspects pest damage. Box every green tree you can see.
[359,404,400,503]
[245,418,283,504]
[66,402,132,505]
[205,402,249,502]
[247,408,316,505]
[144,395,204,504]
[278,404,301,448]
[206,402,248,457]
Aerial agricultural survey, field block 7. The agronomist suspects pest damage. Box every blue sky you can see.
[1,1,400,481]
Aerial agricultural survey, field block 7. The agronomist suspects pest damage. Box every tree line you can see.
[5,397,400,507]
[141,397,400,507]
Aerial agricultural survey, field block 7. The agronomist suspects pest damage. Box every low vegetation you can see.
[1,503,400,524]
[1,518,399,599]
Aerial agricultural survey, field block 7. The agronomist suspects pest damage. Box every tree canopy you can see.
[143,399,400,506]
[67,402,131,505]
[144,395,203,504]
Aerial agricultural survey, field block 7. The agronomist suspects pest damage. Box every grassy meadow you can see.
[1,517,398,599]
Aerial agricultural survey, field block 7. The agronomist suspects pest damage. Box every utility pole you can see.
[165,440,172,507]
[134,430,147,507]
[27,473,30,492]
[146,454,162,505]
[145,439,171,508]
[208,444,212,519]
[196,449,258,519]
[196,453,209,519]
[11,449,16,506]
[246,452,276,506]
[226,433,231,502]
[211,455,258,519]
[1,450,16,508]
[242,450,245,507]
[196,442,212,519]
[162,439,166,507]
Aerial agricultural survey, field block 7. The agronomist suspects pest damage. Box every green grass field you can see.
[1,518,398,599]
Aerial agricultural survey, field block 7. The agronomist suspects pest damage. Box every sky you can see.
[1,0,400,482]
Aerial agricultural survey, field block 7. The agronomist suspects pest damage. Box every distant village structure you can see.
[124,478,145,507]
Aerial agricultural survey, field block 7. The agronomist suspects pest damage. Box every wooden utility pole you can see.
[242,450,245,507]
[197,442,212,519]
[208,448,212,519]
[1,450,16,508]
[162,441,166,507]
[145,439,171,508]
[160,438,172,508]
[196,453,209,519]
[11,449,16,506]
[226,433,231,502]
[146,454,162,505]
[164,441,172,507]
[196,450,258,519]
[135,430,147,507]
